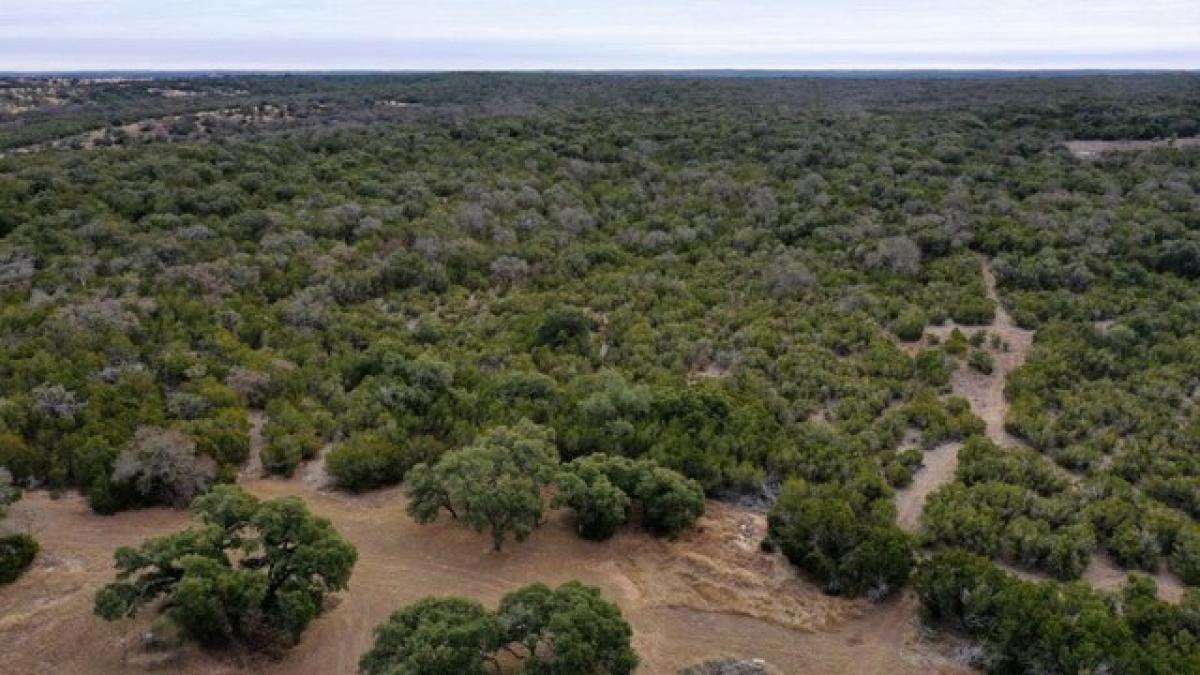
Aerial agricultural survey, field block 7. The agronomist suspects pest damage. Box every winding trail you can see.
[895,256,1034,533]
[894,257,1185,602]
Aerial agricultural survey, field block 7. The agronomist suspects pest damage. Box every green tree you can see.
[407,420,558,550]
[94,485,356,648]
[504,581,637,675]
[359,597,500,675]
[361,582,637,675]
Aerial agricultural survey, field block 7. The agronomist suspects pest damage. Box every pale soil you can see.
[1,479,970,675]
[3,106,294,156]
[895,442,962,533]
[910,257,1033,449]
[1081,552,1186,604]
[1066,137,1200,159]
[996,555,1185,604]
[238,411,266,480]
[686,363,733,384]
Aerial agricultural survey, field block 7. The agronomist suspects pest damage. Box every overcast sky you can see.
[2,1,1197,71]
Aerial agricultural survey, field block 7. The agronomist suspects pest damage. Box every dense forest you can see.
[1,72,1200,673]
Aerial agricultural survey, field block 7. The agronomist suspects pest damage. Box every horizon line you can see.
[4,67,1199,75]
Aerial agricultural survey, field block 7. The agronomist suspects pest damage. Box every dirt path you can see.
[897,262,1184,601]
[1065,137,1200,159]
[238,411,266,481]
[1081,552,1186,604]
[921,257,1033,449]
[894,256,1035,531]
[895,442,961,533]
[967,258,1034,449]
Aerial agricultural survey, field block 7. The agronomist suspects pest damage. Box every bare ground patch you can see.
[948,257,1033,450]
[895,442,962,533]
[1082,552,1186,604]
[238,411,266,481]
[1,478,971,675]
[1065,137,1200,159]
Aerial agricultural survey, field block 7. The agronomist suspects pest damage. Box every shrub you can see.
[0,466,18,516]
[0,533,38,584]
[553,454,704,540]
[915,551,1200,675]
[0,434,48,484]
[768,480,913,597]
[188,408,250,466]
[261,437,304,477]
[968,348,994,375]
[913,350,953,387]
[635,466,707,538]
[533,308,592,352]
[555,473,630,540]
[328,434,443,492]
[893,307,927,342]
[949,296,995,325]
[110,426,214,509]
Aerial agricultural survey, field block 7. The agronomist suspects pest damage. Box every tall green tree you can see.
[407,420,558,550]
[361,582,636,675]
[94,485,357,648]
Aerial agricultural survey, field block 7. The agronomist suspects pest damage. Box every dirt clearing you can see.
[1065,137,1200,159]
[895,442,962,533]
[1,478,969,675]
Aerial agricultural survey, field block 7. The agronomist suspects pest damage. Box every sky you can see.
[1,1,1197,71]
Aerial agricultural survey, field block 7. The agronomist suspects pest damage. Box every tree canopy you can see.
[360,581,636,675]
[94,485,357,648]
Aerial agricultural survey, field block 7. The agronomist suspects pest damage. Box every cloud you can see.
[1,1,1196,70]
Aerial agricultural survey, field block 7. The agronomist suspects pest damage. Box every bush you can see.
[913,350,953,387]
[261,402,328,476]
[533,308,592,352]
[949,296,995,325]
[768,480,913,597]
[968,348,995,375]
[0,466,18,516]
[635,466,707,538]
[86,473,142,515]
[553,454,704,540]
[0,434,49,485]
[0,533,38,584]
[555,473,631,540]
[915,551,1200,674]
[328,434,443,492]
[261,437,304,477]
[110,426,215,509]
[893,307,927,342]
[188,408,250,466]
